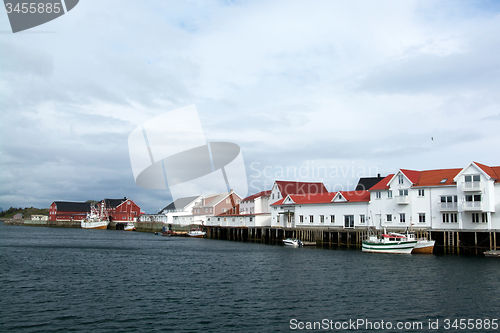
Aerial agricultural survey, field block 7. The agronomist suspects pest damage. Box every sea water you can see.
[1,223,499,332]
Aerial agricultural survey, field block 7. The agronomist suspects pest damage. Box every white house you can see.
[240,190,272,215]
[271,191,371,229]
[368,162,500,231]
[160,195,203,226]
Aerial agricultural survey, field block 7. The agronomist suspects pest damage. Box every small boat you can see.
[124,222,135,231]
[283,238,303,247]
[362,232,417,254]
[188,228,206,238]
[405,232,435,254]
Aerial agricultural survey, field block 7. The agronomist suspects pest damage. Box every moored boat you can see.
[362,233,417,254]
[81,205,109,230]
[283,238,303,247]
[124,222,135,231]
[188,228,206,238]
[405,232,435,254]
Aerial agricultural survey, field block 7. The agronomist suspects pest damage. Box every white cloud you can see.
[1,0,500,212]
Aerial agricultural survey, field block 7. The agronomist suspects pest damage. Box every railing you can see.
[463,201,482,211]
[440,202,458,211]
[462,181,481,191]
[397,196,409,204]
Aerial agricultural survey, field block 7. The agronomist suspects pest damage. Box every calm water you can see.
[1,223,499,333]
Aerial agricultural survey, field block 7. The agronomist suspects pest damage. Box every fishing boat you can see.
[405,232,435,254]
[81,205,109,230]
[283,238,303,247]
[362,232,417,254]
[188,228,206,238]
[124,222,135,231]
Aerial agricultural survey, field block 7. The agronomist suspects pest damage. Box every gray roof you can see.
[355,176,385,191]
[160,196,201,213]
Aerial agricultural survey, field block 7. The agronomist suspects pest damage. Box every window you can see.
[473,213,488,223]
[222,208,226,213]
[299,215,303,223]
[376,192,381,199]
[440,178,448,184]
[249,217,253,222]
[309,215,314,223]
[465,175,480,182]
[400,213,406,223]
[442,213,458,223]
[465,194,481,202]
[399,189,408,196]
[386,214,392,222]
[344,215,354,228]
[418,213,425,223]
[388,191,392,198]
[398,175,404,184]
[226,198,231,204]
[418,189,425,197]
[360,215,365,224]
[330,215,335,224]
[320,215,324,223]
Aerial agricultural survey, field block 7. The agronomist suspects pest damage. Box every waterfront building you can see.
[49,201,91,221]
[183,190,242,226]
[159,195,203,226]
[271,191,371,228]
[102,198,141,222]
[240,190,272,215]
[368,161,500,231]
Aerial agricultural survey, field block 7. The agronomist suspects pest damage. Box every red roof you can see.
[474,162,500,183]
[338,191,371,202]
[369,174,394,191]
[413,168,461,187]
[400,169,421,184]
[242,190,272,202]
[271,191,369,205]
[275,180,328,197]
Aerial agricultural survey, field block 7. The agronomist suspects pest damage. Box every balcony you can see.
[440,202,458,211]
[397,195,409,205]
[462,181,481,192]
[463,201,483,211]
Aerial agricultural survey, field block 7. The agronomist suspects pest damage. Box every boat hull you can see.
[412,240,435,254]
[362,241,417,254]
[188,234,205,238]
[81,221,108,229]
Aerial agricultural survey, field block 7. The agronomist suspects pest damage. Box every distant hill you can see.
[0,207,49,219]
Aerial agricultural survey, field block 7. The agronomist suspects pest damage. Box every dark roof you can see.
[103,198,127,209]
[54,201,91,212]
[160,196,200,213]
[355,176,386,191]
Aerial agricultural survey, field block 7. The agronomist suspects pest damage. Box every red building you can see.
[102,198,141,222]
[49,201,91,221]
[49,198,141,222]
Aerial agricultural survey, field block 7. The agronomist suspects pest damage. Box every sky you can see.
[1,0,500,213]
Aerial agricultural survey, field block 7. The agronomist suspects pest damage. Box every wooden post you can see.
[475,232,478,255]
[490,232,493,251]
[456,232,460,255]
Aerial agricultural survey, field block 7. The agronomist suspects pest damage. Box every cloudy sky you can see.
[1,0,500,213]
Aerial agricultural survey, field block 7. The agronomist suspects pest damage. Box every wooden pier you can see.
[205,226,499,255]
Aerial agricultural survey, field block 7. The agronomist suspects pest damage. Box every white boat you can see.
[81,205,109,230]
[405,232,435,254]
[283,238,303,247]
[124,222,135,231]
[362,233,417,254]
[188,228,206,238]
